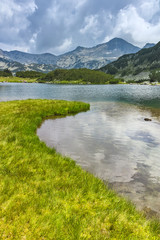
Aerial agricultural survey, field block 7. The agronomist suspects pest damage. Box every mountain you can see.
[93,38,140,58]
[56,38,140,69]
[143,43,155,49]
[100,41,160,81]
[0,38,141,72]
[2,50,57,65]
[0,57,59,73]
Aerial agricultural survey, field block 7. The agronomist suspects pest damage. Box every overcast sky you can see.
[0,0,160,55]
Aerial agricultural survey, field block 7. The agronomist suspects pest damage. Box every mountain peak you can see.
[0,37,143,72]
[100,40,160,81]
[102,37,140,53]
[108,37,126,42]
[143,43,155,49]
[75,46,85,51]
[107,37,138,47]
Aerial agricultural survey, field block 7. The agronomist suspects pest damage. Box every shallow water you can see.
[37,102,160,214]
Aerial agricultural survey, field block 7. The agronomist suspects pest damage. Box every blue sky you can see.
[0,0,160,54]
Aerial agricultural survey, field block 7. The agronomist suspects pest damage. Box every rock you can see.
[144,118,152,121]
[143,206,158,218]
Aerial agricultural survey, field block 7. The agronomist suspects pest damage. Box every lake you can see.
[1,82,160,215]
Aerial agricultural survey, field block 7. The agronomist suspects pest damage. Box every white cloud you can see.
[0,42,30,52]
[79,14,104,41]
[74,0,87,10]
[138,0,160,21]
[47,2,60,22]
[0,0,37,25]
[0,0,160,54]
[80,15,98,34]
[55,38,73,53]
[0,0,37,48]
[105,1,160,47]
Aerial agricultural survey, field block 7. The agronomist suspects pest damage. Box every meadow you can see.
[0,77,37,83]
[0,99,160,239]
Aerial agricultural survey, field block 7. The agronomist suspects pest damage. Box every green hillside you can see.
[100,41,160,81]
[0,69,12,77]
[16,70,45,79]
[38,68,120,84]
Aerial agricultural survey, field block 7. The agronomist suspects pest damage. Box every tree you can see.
[0,69,12,77]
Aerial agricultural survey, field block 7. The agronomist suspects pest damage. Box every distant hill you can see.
[100,41,160,81]
[3,51,57,65]
[0,57,59,73]
[39,68,119,84]
[143,43,155,49]
[0,38,142,72]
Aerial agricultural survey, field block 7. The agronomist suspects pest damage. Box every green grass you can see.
[0,99,160,239]
[40,79,88,84]
[0,77,37,83]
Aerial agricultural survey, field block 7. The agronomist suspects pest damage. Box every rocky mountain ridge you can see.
[0,57,59,73]
[0,38,155,73]
[143,43,155,49]
[100,41,160,81]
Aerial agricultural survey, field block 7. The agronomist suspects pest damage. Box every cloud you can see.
[138,0,160,21]
[106,0,160,47]
[79,14,103,40]
[55,38,73,54]
[0,0,37,51]
[80,15,98,34]
[0,0,160,54]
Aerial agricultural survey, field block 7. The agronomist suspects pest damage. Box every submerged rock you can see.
[144,118,152,121]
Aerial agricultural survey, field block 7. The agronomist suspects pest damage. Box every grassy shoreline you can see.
[0,76,160,85]
[0,99,160,239]
[0,76,37,83]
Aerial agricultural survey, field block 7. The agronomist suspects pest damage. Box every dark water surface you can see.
[1,83,160,215]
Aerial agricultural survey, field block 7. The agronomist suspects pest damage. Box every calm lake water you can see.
[1,83,160,215]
